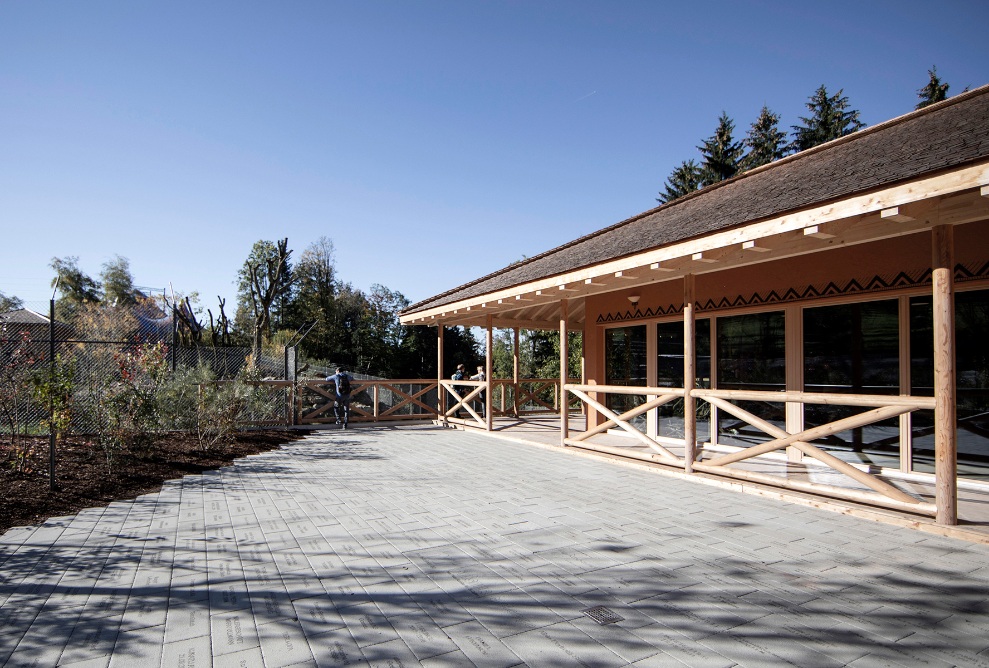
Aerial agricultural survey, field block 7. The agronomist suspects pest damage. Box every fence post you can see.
[373,383,380,420]
[49,298,56,491]
[170,303,177,372]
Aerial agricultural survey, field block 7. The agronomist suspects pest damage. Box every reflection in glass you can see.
[716,311,786,446]
[911,290,989,480]
[656,319,710,441]
[604,325,647,432]
[803,300,900,467]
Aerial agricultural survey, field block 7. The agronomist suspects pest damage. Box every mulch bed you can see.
[0,430,308,535]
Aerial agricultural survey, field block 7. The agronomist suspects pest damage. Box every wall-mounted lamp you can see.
[628,294,640,306]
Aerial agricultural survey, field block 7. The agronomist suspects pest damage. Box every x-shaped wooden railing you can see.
[439,380,487,429]
[564,383,939,515]
[296,379,439,424]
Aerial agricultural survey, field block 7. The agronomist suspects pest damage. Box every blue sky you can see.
[1,1,987,312]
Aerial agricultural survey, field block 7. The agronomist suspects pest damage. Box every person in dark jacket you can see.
[325,367,354,428]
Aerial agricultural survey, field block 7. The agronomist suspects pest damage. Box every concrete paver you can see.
[3,424,989,666]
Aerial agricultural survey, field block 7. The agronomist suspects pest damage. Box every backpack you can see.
[337,374,351,395]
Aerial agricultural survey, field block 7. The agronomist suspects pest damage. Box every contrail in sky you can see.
[574,90,597,102]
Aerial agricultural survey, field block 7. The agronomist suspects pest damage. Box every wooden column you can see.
[784,305,804,463]
[932,225,957,525]
[560,299,569,446]
[513,327,520,417]
[437,325,446,425]
[486,315,494,431]
[683,275,696,473]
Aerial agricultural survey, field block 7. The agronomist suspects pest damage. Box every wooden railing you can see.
[564,383,938,516]
[296,379,440,424]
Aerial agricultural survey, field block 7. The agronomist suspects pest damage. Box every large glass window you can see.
[911,290,989,480]
[605,325,647,432]
[716,311,786,446]
[803,300,900,467]
[657,319,711,442]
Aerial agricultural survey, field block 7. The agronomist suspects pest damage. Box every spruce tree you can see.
[790,85,864,152]
[698,112,744,185]
[743,105,787,170]
[657,159,702,204]
[916,66,950,109]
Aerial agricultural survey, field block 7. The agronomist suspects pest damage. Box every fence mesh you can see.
[0,300,287,438]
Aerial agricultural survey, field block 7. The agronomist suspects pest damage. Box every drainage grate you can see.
[581,606,624,625]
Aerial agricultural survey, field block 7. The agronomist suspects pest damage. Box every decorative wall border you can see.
[596,261,989,324]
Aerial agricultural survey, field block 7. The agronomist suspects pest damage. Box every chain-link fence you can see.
[0,300,288,439]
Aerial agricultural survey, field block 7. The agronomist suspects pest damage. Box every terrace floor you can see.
[3,424,989,667]
[452,414,989,543]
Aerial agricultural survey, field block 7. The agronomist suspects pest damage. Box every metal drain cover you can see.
[581,606,624,625]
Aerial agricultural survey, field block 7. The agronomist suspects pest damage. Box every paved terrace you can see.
[2,425,989,667]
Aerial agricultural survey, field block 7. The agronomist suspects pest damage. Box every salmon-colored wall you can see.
[581,221,989,427]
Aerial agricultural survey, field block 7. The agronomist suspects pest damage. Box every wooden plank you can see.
[704,404,913,467]
[572,394,678,441]
[803,225,835,239]
[742,240,771,252]
[486,315,493,432]
[568,387,680,461]
[560,298,569,446]
[437,324,445,426]
[691,463,937,517]
[704,395,920,504]
[932,224,958,525]
[692,388,936,409]
[513,327,520,418]
[881,206,915,222]
[684,274,696,473]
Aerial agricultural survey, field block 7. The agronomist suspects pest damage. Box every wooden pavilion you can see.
[399,84,989,527]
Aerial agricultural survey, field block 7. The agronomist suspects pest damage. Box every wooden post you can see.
[437,325,446,425]
[560,299,569,446]
[785,305,804,463]
[373,383,380,420]
[513,327,520,417]
[683,275,696,473]
[486,315,494,431]
[932,225,957,525]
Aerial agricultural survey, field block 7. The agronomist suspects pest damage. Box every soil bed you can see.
[0,430,307,535]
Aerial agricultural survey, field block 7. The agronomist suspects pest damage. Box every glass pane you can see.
[911,291,989,480]
[803,300,900,468]
[657,319,710,441]
[717,312,785,446]
[605,325,647,432]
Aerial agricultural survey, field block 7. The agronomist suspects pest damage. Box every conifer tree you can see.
[790,85,864,152]
[743,105,787,170]
[698,112,744,185]
[916,66,950,109]
[657,159,702,204]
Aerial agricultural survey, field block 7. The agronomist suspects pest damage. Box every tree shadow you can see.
[3,432,989,667]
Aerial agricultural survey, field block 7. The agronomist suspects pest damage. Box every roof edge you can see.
[402,83,989,316]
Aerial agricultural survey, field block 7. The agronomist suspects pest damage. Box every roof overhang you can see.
[401,162,989,330]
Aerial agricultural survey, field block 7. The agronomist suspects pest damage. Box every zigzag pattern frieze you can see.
[596,262,988,324]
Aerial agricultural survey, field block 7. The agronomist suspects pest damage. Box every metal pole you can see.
[49,298,56,492]
[171,303,178,372]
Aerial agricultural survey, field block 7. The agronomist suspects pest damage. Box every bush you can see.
[160,365,245,452]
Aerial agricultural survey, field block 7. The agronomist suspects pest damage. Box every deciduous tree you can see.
[50,256,102,320]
